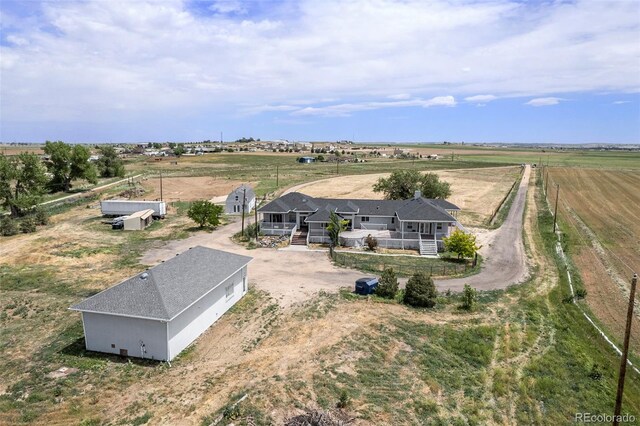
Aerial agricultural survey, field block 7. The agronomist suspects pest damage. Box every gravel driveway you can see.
[433,165,531,291]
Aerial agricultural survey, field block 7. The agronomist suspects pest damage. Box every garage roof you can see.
[70,246,252,321]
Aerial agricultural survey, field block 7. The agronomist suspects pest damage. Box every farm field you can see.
[140,176,257,202]
[547,167,640,353]
[2,167,640,424]
[287,166,522,227]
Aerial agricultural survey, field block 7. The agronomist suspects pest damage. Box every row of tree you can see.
[0,141,125,218]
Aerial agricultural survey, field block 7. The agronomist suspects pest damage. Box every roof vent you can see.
[141,272,149,280]
[414,190,422,199]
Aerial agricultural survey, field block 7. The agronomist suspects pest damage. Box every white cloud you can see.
[525,97,564,107]
[613,100,631,104]
[0,0,638,124]
[464,94,498,104]
[290,96,455,117]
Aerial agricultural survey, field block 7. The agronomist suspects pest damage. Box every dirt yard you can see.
[285,166,521,227]
[548,167,640,352]
[140,176,256,202]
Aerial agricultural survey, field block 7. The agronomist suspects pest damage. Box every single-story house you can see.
[69,246,252,361]
[123,209,154,231]
[225,185,256,215]
[258,191,461,256]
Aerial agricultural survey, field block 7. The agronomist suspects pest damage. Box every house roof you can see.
[127,209,154,220]
[427,198,460,211]
[70,246,252,321]
[395,198,456,221]
[227,185,255,202]
[258,192,320,213]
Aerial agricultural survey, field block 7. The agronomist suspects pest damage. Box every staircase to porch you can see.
[291,230,308,245]
[419,237,438,257]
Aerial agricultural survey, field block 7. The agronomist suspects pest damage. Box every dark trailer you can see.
[355,277,379,295]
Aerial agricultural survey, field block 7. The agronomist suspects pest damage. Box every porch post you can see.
[401,221,404,250]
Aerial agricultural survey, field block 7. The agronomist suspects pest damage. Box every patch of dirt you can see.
[140,176,256,202]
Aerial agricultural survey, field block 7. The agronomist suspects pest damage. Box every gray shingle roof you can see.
[258,192,320,213]
[70,246,252,321]
[395,198,456,221]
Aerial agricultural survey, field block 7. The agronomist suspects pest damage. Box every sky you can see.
[0,0,639,144]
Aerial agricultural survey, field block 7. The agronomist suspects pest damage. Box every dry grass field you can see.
[140,176,256,202]
[548,167,640,352]
[287,166,522,227]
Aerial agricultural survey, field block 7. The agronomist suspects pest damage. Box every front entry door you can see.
[419,223,431,235]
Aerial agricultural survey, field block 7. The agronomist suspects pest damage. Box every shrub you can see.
[336,390,351,409]
[403,272,437,308]
[365,234,378,251]
[20,216,37,233]
[575,289,587,299]
[187,200,223,228]
[443,229,481,259]
[376,268,398,299]
[588,363,602,380]
[460,284,478,311]
[0,217,19,236]
[34,208,49,225]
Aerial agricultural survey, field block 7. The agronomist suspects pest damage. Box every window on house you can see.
[235,195,239,201]
[391,217,395,224]
[361,216,369,222]
[437,223,443,230]
[225,283,234,299]
[407,224,413,230]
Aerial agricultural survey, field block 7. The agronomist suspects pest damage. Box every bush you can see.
[0,217,19,236]
[34,208,49,225]
[588,363,602,380]
[187,200,223,228]
[460,284,477,311]
[404,272,437,308]
[575,288,587,299]
[336,389,351,409]
[20,216,37,233]
[376,268,398,299]
[365,234,378,251]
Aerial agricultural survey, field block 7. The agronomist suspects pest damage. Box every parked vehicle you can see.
[100,200,166,218]
[355,277,379,295]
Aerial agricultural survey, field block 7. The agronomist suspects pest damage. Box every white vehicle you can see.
[100,200,166,218]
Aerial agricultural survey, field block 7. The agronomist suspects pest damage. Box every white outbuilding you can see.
[123,209,154,231]
[69,246,252,361]
[225,185,256,214]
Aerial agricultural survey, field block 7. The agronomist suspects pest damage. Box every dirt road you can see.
[433,165,530,291]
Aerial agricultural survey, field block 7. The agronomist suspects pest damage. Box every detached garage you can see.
[69,246,252,361]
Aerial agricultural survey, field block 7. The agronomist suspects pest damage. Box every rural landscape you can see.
[1,0,639,425]
[1,142,639,425]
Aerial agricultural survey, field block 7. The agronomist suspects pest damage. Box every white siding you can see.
[82,312,168,360]
[167,267,248,360]
[225,196,256,215]
[354,215,396,230]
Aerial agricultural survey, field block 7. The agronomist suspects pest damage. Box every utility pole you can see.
[614,273,638,425]
[159,171,163,202]
[544,169,549,196]
[254,199,259,242]
[276,165,279,189]
[451,150,454,162]
[336,158,339,175]
[552,184,560,233]
[241,188,246,236]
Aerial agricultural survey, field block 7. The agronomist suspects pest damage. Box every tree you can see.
[403,272,437,307]
[187,200,223,228]
[326,211,348,247]
[460,284,477,311]
[443,229,481,259]
[43,141,98,192]
[376,268,398,299]
[365,234,378,251]
[0,152,48,217]
[373,170,452,200]
[96,145,125,178]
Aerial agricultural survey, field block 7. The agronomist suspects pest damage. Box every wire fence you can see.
[331,250,475,277]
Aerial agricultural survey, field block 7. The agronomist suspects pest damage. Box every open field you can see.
[140,176,256,202]
[287,166,522,227]
[2,166,640,424]
[547,167,640,353]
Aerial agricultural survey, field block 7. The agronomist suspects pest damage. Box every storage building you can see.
[123,209,154,231]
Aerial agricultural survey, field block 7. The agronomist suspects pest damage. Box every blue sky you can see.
[1,0,638,143]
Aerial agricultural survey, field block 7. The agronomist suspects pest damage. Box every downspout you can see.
[165,320,171,367]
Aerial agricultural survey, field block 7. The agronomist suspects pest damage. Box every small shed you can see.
[123,209,154,231]
[69,246,252,361]
[225,185,256,214]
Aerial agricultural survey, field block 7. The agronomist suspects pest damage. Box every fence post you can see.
[443,265,446,275]
[430,265,433,276]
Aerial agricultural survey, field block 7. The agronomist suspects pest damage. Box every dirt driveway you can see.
[434,165,531,291]
[141,221,364,308]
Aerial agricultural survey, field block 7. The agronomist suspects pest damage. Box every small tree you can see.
[443,229,481,259]
[373,170,451,200]
[326,211,348,247]
[34,207,49,226]
[460,284,477,311]
[187,200,223,228]
[365,234,378,251]
[0,217,19,236]
[404,272,437,308]
[20,216,37,233]
[376,268,398,299]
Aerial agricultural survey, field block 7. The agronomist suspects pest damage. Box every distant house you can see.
[298,156,316,164]
[225,185,256,214]
[258,191,461,256]
[123,209,154,231]
[70,247,252,361]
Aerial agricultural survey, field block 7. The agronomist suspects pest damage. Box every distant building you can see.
[225,185,256,214]
[298,156,316,164]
